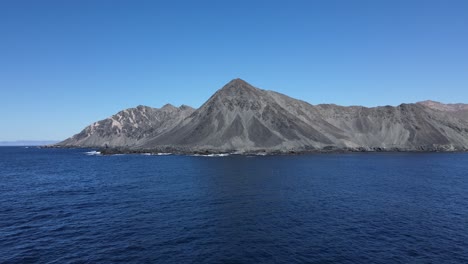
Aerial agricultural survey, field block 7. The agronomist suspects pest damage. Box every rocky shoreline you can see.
[46,144,468,156]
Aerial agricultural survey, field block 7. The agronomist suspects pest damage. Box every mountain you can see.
[139,79,336,151]
[58,104,194,148]
[57,79,468,153]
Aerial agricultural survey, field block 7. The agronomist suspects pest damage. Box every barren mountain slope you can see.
[313,103,468,150]
[58,104,194,148]
[418,100,468,122]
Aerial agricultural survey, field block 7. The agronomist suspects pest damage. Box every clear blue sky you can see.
[1,0,467,141]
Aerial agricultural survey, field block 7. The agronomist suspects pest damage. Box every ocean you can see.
[1,147,468,263]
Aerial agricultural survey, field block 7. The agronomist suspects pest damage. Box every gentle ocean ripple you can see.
[1,147,468,263]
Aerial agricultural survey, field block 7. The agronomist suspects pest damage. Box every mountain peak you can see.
[179,104,193,110]
[217,78,261,97]
[161,103,177,110]
[226,78,249,86]
[418,100,441,105]
[223,78,256,89]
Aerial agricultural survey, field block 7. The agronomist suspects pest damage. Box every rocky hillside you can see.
[418,100,468,122]
[58,104,194,148]
[57,79,468,153]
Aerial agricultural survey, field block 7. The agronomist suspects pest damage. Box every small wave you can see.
[85,151,101,156]
[192,153,230,157]
[140,153,172,156]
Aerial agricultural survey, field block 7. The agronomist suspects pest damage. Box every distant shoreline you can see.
[0,141,59,147]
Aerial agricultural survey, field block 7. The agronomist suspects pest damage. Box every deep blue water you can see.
[1,147,468,263]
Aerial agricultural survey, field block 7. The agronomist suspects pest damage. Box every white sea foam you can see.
[214,154,230,157]
[85,151,101,156]
[140,153,172,156]
[192,153,230,157]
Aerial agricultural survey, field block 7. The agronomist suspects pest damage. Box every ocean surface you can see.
[1,147,468,263]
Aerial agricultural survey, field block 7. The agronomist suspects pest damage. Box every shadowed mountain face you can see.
[58,79,468,152]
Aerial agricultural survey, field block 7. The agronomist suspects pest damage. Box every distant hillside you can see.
[418,100,468,122]
[57,79,468,153]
